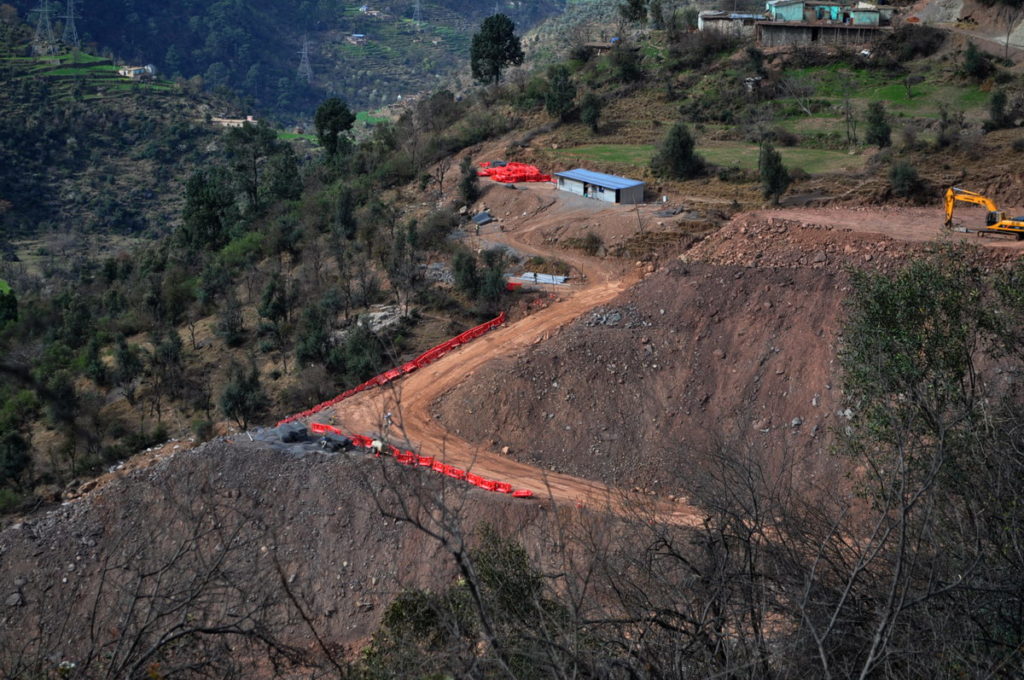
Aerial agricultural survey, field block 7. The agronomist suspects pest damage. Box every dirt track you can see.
[320,183,1024,522]
[325,183,702,523]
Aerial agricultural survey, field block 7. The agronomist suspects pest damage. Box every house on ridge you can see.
[554,169,645,205]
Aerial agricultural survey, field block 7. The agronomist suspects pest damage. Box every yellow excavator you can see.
[944,187,1024,240]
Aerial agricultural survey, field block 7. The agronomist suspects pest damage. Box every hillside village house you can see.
[118,64,156,79]
[554,169,645,205]
[755,0,895,46]
[697,11,764,37]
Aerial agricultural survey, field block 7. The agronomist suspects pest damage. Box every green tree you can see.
[963,41,993,81]
[890,161,923,200]
[650,122,704,179]
[224,120,280,211]
[544,64,576,121]
[179,169,235,252]
[986,89,1010,130]
[314,97,356,158]
[0,284,16,326]
[619,0,649,24]
[216,291,246,347]
[580,92,602,132]
[265,145,302,201]
[758,142,791,205]
[459,157,481,204]
[114,334,144,407]
[865,101,892,148]
[258,273,290,372]
[219,361,269,430]
[470,14,524,85]
[453,251,480,298]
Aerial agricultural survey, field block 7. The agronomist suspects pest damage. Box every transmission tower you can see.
[30,0,58,56]
[413,0,422,31]
[61,0,80,49]
[297,34,313,83]
[493,0,500,16]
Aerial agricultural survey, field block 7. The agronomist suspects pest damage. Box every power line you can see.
[297,34,313,83]
[30,0,58,56]
[61,0,80,49]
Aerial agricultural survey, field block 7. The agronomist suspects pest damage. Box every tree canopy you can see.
[470,14,524,85]
[314,98,356,158]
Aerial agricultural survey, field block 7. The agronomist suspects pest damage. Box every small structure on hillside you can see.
[698,11,763,36]
[118,64,156,80]
[211,114,258,128]
[554,169,645,205]
[757,0,894,46]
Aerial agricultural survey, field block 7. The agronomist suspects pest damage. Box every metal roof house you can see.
[554,169,645,205]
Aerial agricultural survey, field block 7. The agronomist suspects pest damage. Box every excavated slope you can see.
[433,216,1022,496]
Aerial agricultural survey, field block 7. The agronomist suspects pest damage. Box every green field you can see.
[556,141,865,175]
[356,111,389,125]
[278,132,319,142]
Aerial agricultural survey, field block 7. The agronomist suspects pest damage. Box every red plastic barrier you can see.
[478,162,551,183]
[512,489,534,499]
[495,482,513,494]
[479,479,497,491]
[446,467,467,481]
[310,422,344,435]
[432,461,445,473]
[467,473,483,486]
[418,455,434,467]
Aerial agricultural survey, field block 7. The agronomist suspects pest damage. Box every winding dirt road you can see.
[322,183,702,524]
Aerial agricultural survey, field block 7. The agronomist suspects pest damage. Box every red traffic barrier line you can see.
[275,312,506,426]
[512,489,534,499]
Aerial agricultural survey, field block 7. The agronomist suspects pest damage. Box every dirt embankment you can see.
[433,212,1024,496]
[0,440,553,663]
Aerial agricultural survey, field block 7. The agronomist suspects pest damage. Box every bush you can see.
[651,121,705,179]
[890,161,925,201]
[759,142,791,205]
[874,25,945,63]
[582,231,603,256]
[865,101,892,148]
[963,42,993,81]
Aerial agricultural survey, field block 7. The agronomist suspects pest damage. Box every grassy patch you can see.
[278,132,319,142]
[0,279,10,294]
[356,111,388,125]
[554,144,656,166]
[700,141,865,174]
[555,141,865,175]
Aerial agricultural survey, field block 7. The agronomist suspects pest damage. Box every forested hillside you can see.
[0,19,248,239]
[6,0,567,116]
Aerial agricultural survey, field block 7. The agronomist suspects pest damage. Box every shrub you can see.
[651,121,705,179]
[865,101,892,147]
[582,231,603,256]
[890,161,925,200]
[758,142,791,205]
[874,25,945,63]
[963,42,993,81]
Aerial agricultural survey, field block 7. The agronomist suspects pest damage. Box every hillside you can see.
[5,0,568,117]
[0,37,239,240]
[4,2,1024,677]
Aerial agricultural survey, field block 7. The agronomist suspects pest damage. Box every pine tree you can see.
[545,65,576,120]
[758,142,791,206]
[865,101,892,148]
[220,361,269,430]
[470,14,524,84]
[580,92,602,132]
[650,122,704,179]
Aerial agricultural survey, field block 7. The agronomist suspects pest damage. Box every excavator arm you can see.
[944,186,1024,239]
[944,187,998,227]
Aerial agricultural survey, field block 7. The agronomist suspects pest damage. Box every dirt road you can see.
[323,183,702,522]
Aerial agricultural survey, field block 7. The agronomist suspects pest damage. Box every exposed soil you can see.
[0,439,555,660]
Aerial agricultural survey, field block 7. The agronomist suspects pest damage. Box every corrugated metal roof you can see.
[554,168,644,190]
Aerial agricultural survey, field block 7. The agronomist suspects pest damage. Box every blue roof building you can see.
[554,169,646,204]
